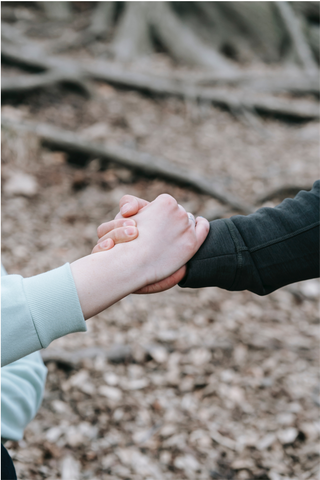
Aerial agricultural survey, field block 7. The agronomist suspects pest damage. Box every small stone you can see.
[125,378,149,390]
[299,422,319,441]
[231,458,255,470]
[104,372,119,386]
[45,426,64,443]
[98,385,122,401]
[4,171,38,197]
[277,428,298,445]
[101,454,117,469]
[65,426,84,447]
[257,433,276,450]
[174,454,200,472]
[146,344,168,363]
[276,412,295,426]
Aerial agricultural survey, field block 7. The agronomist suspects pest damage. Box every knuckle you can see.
[158,193,176,207]
[120,194,134,206]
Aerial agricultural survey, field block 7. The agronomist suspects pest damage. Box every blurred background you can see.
[1,2,319,479]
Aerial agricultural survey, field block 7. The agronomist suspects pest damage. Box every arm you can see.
[2,195,209,365]
[180,181,320,294]
[71,194,209,318]
[107,181,319,295]
[1,266,47,441]
[1,352,47,441]
[1,219,138,367]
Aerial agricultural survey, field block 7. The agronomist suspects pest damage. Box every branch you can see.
[1,117,254,214]
[276,1,318,72]
[2,41,318,121]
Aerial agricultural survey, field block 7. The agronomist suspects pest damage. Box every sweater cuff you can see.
[179,219,238,289]
[23,263,87,348]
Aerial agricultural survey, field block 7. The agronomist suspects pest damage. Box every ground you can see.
[1,46,320,480]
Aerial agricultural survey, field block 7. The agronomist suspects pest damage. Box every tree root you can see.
[112,2,153,62]
[2,41,319,120]
[150,2,235,73]
[1,117,254,214]
[1,71,92,98]
[275,1,318,72]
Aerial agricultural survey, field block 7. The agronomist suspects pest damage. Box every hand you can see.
[71,194,209,320]
[118,194,209,287]
[97,194,195,293]
[92,218,138,253]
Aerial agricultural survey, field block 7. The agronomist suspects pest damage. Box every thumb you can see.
[194,217,210,249]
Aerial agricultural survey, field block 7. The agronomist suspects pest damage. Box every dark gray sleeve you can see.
[179,181,320,295]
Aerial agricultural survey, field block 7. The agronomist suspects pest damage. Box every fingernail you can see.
[121,203,130,214]
[124,227,136,236]
[100,239,112,249]
[123,220,135,226]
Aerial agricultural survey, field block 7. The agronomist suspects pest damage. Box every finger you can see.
[97,226,138,245]
[120,195,149,217]
[135,266,187,294]
[194,216,210,249]
[91,238,114,254]
[97,218,136,239]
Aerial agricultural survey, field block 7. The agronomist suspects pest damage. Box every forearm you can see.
[70,246,145,320]
[180,181,320,294]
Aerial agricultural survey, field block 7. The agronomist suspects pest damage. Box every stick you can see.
[41,345,132,367]
[2,117,254,214]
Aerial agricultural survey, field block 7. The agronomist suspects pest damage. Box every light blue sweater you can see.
[1,263,87,440]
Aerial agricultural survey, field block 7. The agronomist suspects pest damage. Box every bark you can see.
[112,2,153,62]
[275,1,318,72]
[150,2,235,72]
[2,117,254,214]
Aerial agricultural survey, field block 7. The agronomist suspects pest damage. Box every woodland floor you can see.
[1,23,320,480]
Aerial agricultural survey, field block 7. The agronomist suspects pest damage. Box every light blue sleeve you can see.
[1,263,87,367]
[1,351,47,441]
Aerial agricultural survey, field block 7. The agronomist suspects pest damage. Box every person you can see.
[1,194,209,479]
[94,181,319,294]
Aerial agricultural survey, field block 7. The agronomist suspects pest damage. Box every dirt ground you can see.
[2,9,320,480]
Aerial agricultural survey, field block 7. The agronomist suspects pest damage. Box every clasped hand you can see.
[92,194,209,293]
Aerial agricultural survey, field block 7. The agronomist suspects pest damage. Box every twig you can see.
[40,345,132,367]
[210,430,239,451]
[275,1,318,72]
[2,117,254,214]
